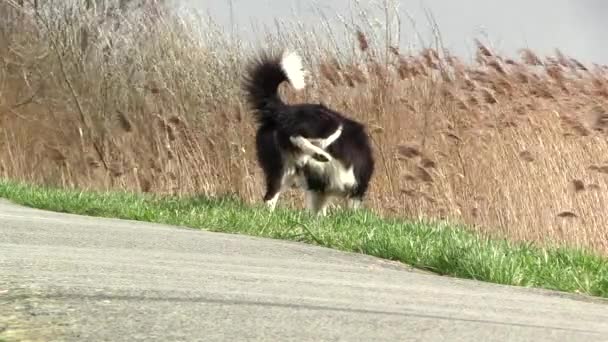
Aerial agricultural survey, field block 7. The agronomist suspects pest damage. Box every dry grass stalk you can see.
[397,144,422,159]
[415,166,433,183]
[545,64,568,92]
[356,30,369,52]
[475,39,493,58]
[569,179,585,193]
[44,145,68,164]
[518,150,535,162]
[554,49,571,68]
[560,115,591,136]
[116,110,133,133]
[420,157,437,169]
[520,49,543,66]
[479,87,498,104]
[319,60,342,86]
[570,58,588,71]
[486,59,506,75]
[421,48,440,69]
[557,211,578,219]
[396,57,415,79]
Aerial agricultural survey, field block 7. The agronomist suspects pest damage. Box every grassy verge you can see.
[1,179,607,299]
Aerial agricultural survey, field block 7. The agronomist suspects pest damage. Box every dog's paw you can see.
[313,153,331,162]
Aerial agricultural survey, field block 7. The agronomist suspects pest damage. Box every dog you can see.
[243,49,375,215]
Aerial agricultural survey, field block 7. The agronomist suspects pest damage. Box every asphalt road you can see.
[1,200,608,341]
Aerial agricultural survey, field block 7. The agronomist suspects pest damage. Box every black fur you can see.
[243,50,375,210]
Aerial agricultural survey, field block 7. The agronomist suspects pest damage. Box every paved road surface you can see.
[1,200,608,341]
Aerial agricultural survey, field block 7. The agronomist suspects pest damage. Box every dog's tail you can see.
[243,50,306,126]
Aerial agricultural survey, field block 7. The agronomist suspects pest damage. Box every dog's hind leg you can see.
[264,184,282,211]
[263,168,286,211]
[257,127,288,211]
[265,196,279,210]
[347,197,363,211]
[305,191,331,216]
[264,167,303,211]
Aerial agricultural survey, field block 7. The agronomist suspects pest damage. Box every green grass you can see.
[1,179,608,299]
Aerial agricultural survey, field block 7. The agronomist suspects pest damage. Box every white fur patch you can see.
[269,153,357,214]
[281,50,306,90]
[308,125,342,149]
[306,158,357,195]
[288,125,355,195]
[290,136,332,163]
[289,125,343,163]
[265,193,280,211]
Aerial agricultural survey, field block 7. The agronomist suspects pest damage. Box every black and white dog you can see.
[243,49,375,215]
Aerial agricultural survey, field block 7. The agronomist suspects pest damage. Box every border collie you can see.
[243,49,375,215]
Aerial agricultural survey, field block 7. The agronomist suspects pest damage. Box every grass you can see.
[2,178,608,299]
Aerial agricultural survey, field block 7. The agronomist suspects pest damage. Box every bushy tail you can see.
[242,50,306,126]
